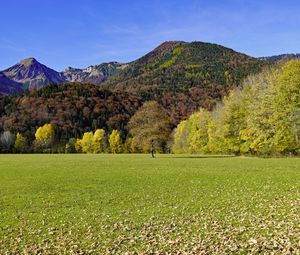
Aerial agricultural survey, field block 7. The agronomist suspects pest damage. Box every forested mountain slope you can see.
[104,41,269,122]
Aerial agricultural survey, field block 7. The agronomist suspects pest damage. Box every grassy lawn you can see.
[0,154,300,254]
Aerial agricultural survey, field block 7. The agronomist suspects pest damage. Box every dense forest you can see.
[0,83,142,151]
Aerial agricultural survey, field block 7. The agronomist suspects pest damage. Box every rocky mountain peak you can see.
[18,57,38,67]
[2,58,65,90]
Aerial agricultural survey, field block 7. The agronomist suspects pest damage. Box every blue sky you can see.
[1,0,300,71]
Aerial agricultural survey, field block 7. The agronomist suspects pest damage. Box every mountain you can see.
[259,54,300,62]
[106,41,268,91]
[104,41,269,122]
[0,72,23,95]
[5,43,300,98]
[1,58,125,92]
[61,62,126,84]
[2,58,65,90]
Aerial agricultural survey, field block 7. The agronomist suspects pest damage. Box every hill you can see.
[104,41,269,122]
[106,41,267,91]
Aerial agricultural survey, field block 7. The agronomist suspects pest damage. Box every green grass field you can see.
[1,154,300,254]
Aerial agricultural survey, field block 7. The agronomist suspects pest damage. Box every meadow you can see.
[0,154,300,254]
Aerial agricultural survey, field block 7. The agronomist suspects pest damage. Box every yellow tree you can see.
[109,130,122,153]
[14,132,27,153]
[80,132,94,153]
[239,66,279,155]
[35,124,55,149]
[93,129,106,153]
[75,139,83,153]
[188,108,211,154]
[221,89,247,155]
[271,61,300,153]
[207,104,227,153]
[172,120,189,154]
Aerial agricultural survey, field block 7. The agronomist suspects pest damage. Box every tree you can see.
[35,124,55,149]
[80,132,94,153]
[0,131,15,152]
[240,66,279,155]
[92,129,106,153]
[207,104,227,153]
[128,101,172,153]
[172,120,189,153]
[221,89,247,155]
[188,108,211,153]
[270,61,300,153]
[290,108,300,147]
[65,138,77,153]
[14,132,27,153]
[74,129,106,154]
[124,137,133,153]
[75,139,82,153]
[109,130,122,153]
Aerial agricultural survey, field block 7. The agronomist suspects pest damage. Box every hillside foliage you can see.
[173,60,300,155]
[0,83,142,149]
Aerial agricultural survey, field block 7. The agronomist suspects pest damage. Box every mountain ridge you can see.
[1,41,300,96]
[0,58,127,95]
[259,53,300,62]
[61,62,126,84]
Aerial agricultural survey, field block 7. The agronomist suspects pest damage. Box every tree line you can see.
[173,60,300,156]
[0,101,172,154]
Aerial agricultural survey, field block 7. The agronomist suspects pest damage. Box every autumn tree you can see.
[109,130,122,153]
[188,108,211,153]
[14,133,27,153]
[172,120,189,153]
[79,132,94,153]
[239,67,279,155]
[207,104,227,153]
[271,61,300,153]
[93,129,106,153]
[74,129,107,154]
[220,89,247,155]
[128,101,172,153]
[75,138,83,153]
[34,124,55,150]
